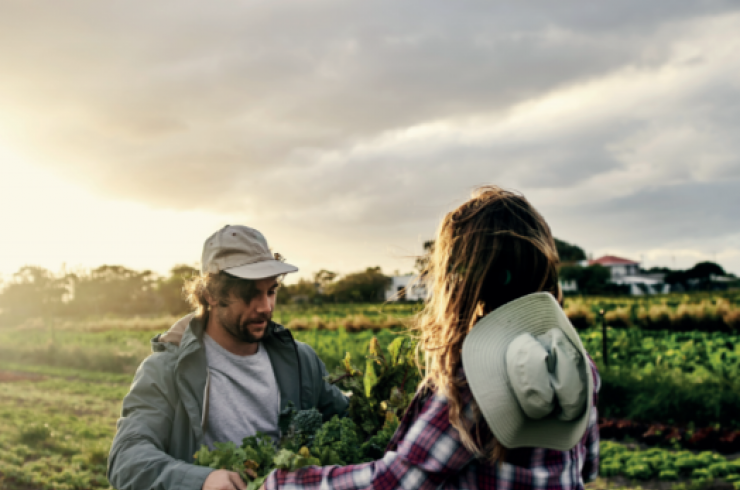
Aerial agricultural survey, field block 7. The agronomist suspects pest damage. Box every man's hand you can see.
[202,470,247,490]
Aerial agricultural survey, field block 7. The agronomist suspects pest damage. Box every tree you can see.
[559,264,612,294]
[327,267,391,303]
[415,241,435,273]
[554,239,587,262]
[281,278,321,304]
[666,261,728,291]
[313,270,337,293]
[686,261,725,280]
[0,266,70,323]
[156,265,199,315]
[418,238,586,270]
[68,265,158,316]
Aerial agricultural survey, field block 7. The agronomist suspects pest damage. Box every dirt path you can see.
[0,371,45,383]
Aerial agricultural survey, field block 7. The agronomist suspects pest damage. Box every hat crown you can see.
[506,329,587,422]
[461,292,595,451]
[201,225,274,274]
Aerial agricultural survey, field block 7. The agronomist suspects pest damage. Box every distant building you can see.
[559,279,578,293]
[587,255,669,295]
[385,275,429,302]
[587,255,640,279]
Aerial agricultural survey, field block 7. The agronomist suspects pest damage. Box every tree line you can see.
[2,239,733,324]
[0,264,394,325]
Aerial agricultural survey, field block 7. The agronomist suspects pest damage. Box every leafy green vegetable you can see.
[274,447,321,471]
[194,336,418,484]
[311,416,362,465]
[360,412,400,462]
[327,336,419,440]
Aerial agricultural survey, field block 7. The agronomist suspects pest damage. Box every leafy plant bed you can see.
[580,329,740,381]
[593,475,738,490]
[600,419,740,454]
[600,441,740,489]
[598,368,740,429]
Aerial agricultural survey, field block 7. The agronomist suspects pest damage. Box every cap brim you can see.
[461,292,593,451]
[224,260,298,280]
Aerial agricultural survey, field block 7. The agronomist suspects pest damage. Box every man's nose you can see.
[254,294,271,313]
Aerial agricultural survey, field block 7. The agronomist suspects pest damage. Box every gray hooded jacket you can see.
[107,313,348,490]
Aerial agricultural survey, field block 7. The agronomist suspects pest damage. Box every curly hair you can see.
[412,185,561,464]
[183,272,261,318]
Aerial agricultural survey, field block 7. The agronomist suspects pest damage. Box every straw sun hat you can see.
[462,292,594,451]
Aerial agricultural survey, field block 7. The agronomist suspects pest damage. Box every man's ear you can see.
[204,290,218,308]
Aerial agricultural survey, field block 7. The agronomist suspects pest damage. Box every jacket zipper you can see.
[201,367,210,433]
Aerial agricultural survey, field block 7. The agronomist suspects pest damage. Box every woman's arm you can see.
[262,392,475,490]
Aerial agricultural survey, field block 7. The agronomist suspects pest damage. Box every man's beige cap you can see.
[201,225,298,279]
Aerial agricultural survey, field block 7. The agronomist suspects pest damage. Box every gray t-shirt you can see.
[203,333,280,449]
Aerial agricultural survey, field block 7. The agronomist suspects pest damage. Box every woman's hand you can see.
[202,469,247,490]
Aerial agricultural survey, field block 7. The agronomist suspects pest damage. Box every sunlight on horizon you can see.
[0,147,239,280]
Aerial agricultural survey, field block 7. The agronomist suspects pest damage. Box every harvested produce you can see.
[193,336,420,486]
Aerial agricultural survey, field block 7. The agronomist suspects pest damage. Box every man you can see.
[108,225,349,490]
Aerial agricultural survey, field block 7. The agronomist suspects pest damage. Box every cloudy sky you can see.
[1,0,739,282]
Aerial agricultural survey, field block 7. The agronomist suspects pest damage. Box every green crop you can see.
[277,403,323,451]
[326,336,420,440]
[599,441,740,484]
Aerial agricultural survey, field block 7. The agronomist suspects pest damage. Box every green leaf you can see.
[246,475,268,490]
[193,444,213,466]
[274,448,298,470]
[387,337,407,366]
[279,401,298,434]
[364,358,379,398]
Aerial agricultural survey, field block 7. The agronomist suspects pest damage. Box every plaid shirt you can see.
[265,359,600,490]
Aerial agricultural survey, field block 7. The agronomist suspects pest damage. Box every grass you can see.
[0,374,123,490]
[1,297,738,489]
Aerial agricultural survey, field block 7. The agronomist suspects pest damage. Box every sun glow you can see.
[0,147,233,279]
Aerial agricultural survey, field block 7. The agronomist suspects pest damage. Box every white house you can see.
[385,274,429,302]
[587,255,641,279]
[587,255,670,295]
[559,279,578,293]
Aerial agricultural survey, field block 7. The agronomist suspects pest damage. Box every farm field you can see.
[1,294,739,490]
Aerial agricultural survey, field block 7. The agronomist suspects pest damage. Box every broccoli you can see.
[311,416,362,465]
[280,406,324,451]
[293,409,323,438]
[360,414,399,461]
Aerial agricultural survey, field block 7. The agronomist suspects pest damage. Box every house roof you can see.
[589,255,639,266]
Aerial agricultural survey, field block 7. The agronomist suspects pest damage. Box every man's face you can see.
[213,276,279,344]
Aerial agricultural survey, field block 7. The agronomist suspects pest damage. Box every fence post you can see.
[599,309,608,367]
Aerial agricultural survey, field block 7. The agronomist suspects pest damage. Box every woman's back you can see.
[263,186,600,489]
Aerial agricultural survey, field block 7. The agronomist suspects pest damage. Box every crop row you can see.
[2,315,739,393]
[567,298,740,332]
[280,297,740,334]
[580,329,740,383]
[599,418,740,454]
[600,441,740,487]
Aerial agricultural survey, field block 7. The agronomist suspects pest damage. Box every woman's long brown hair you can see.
[412,185,561,463]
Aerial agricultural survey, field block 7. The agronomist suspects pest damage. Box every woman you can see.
[263,185,600,490]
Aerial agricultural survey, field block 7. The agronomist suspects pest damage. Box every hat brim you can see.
[224,260,298,280]
[461,292,594,451]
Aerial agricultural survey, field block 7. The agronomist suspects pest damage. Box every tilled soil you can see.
[0,371,45,383]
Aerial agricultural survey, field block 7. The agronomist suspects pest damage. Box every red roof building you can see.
[588,255,640,280]
[588,255,639,267]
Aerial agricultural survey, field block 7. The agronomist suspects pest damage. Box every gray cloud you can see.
[1,0,740,273]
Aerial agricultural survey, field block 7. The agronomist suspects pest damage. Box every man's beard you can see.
[217,310,272,343]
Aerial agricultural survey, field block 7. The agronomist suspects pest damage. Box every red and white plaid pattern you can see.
[265,360,600,490]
